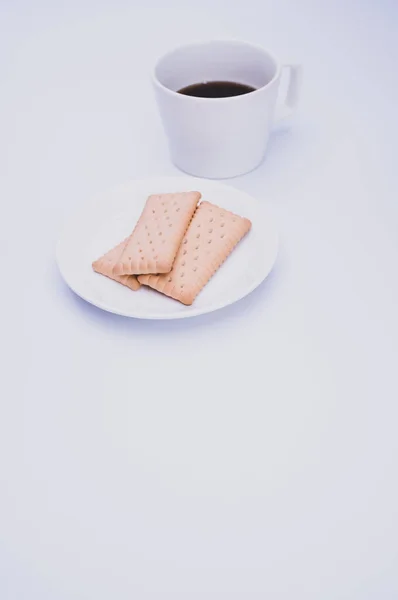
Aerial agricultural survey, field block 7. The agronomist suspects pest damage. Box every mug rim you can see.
[152,39,281,102]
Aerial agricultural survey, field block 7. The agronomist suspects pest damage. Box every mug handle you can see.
[275,64,303,122]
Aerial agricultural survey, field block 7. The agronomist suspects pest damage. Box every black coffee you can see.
[178,81,256,98]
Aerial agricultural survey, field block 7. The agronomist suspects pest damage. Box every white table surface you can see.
[1,1,398,598]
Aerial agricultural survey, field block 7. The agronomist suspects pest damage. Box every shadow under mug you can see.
[153,40,302,179]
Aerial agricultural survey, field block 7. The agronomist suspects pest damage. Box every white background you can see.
[1,0,398,598]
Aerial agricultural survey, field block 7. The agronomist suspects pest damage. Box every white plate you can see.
[56,176,279,319]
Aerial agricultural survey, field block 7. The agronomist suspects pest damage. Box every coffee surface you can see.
[178,81,256,98]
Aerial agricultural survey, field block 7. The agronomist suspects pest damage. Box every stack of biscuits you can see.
[92,191,251,305]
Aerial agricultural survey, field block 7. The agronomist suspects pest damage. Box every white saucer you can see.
[56,176,279,319]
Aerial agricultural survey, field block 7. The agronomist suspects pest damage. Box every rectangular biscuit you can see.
[138,201,251,305]
[92,237,140,291]
[112,191,201,276]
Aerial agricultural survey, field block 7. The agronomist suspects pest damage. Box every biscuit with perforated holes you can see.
[112,191,201,276]
[92,237,140,291]
[138,201,251,305]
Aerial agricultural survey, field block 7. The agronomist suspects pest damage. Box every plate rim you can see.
[56,176,279,320]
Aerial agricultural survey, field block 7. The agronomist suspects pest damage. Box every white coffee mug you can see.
[153,40,302,179]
